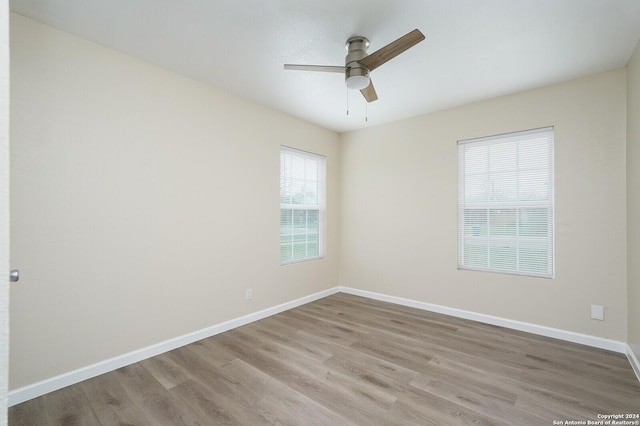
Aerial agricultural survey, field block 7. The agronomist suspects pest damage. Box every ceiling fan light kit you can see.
[284,29,425,103]
[345,69,370,90]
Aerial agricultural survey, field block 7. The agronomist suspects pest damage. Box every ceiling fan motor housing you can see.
[345,37,370,90]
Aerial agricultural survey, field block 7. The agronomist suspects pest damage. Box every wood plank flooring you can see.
[9,293,640,425]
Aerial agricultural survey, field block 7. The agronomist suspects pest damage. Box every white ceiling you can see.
[10,0,640,133]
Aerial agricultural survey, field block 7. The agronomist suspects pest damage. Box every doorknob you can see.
[10,269,19,282]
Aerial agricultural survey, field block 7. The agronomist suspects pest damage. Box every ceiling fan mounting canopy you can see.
[284,29,425,103]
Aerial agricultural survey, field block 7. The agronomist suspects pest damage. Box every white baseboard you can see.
[338,286,630,354]
[9,285,637,406]
[628,345,640,381]
[8,287,340,407]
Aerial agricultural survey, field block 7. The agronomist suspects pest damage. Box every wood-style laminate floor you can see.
[9,293,640,425]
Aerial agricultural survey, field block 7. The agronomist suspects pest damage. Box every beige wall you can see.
[628,40,640,360]
[340,69,628,340]
[1,2,9,423]
[9,14,340,389]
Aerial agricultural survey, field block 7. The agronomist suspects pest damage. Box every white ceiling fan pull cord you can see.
[346,87,349,116]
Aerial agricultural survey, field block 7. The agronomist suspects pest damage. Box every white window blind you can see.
[458,127,554,278]
[280,146,325,264]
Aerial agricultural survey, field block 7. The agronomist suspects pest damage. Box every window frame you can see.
[280,146,326,265]
[457,127,554,278]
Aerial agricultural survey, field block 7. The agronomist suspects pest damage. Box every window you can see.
[280,147,325,263]
[458,127,554,278]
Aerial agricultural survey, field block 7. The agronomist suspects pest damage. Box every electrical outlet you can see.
[246,288,252,300]
[591,304,604,321]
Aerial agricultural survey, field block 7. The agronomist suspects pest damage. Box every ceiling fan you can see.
[284,29,425,103]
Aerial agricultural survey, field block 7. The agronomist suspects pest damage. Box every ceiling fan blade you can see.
[284,64,346,73]
[360,79,378,102]
[359,29,425,71]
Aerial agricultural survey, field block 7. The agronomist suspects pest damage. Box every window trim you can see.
[280,146,326,265]
[457,127,554,278]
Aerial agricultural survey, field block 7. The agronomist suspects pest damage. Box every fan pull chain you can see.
[365,101,368,122]
[346,88,349,116]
